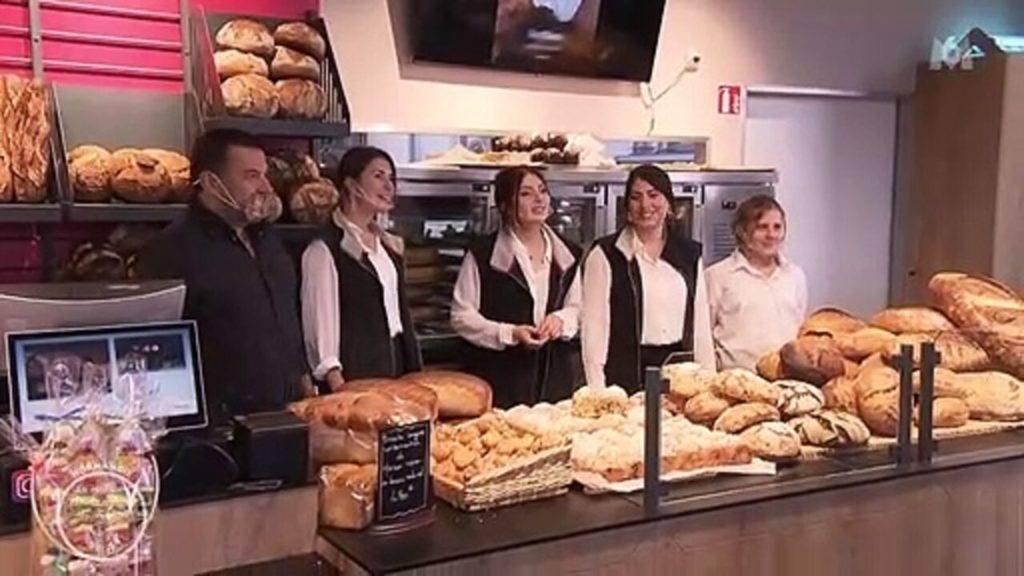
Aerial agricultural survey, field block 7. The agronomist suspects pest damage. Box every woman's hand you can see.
[512,325,548,350]
[536,313,564,341]
[326,368,345,392]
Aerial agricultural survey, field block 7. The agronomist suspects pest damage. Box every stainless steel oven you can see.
[701,183,776,264]
[545,182,605,247]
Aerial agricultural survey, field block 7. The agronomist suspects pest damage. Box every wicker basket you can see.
[433,445,572,511]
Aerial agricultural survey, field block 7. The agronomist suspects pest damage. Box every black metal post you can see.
[897,344,914,465]
[917,342,939,463]
[643,366,664,514]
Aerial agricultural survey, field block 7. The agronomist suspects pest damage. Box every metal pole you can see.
[28,0,43,77]
[897,344,914,465]
[917,342,939,463]
[643,366,663,514]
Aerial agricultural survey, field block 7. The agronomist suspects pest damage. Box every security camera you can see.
[684,51,702,72]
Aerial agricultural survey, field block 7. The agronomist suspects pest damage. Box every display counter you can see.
[317,430,1024,575]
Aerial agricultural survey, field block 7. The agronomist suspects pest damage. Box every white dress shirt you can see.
[581,227,715,389]
[706,249,808,371]
[301,212,405,380]
[451,226,581,350]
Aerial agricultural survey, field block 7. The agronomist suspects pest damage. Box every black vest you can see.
[316,225,422,381]
[464,231,583,407]
[593,227,702,392]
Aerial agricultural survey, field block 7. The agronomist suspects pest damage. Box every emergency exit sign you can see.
[718,85,742,115]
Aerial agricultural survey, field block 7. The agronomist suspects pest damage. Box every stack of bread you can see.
[265,150,338,224]
[0,75,51,203]
[61,224,162,282]
[215,19,328,120]
[68,145,191,204]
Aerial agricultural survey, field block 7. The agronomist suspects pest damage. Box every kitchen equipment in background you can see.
[701,183,776,264]
[607,182,700,242]
[546,183,604,247]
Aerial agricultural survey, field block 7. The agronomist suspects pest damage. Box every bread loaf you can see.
[955,371,1024,421]
[883,331,991,372]
[271,46,321,81]
[289,178,339,224]
[780,335,846,385]
[756,350,785,381]
[222,74,279,118]
[143,148,191,203]
[274,21,327,60]
[710,369,782,405]
[216,19,274,57]
[835,327,897,361]
[276,79,326,119]
[869,307,956,335]
[930,272,1024,379]
[739,421,801,461]
[319,463,376,530]
[214,49,269,78]
[401,370,493,418]
[713,402,780,434]
[911,367,969,400]
[854,365,901,437]
[799,308,865,338]
[1,76,51,203]
[788,410,870,448]
[821,375,859,415]
[915,397,969,428]
[775,380,825,419]
[267,150,319,198]
[684,391,732,425]
[68,144,112,202]
[110,149,171,203]
[662,362,715,400]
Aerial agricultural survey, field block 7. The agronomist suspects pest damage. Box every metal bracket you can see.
[897,344,914,465]
[28,0,43,77]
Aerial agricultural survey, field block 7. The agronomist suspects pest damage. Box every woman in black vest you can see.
[301,147,422,391]
[451,166,583,407]
[581,164,715,394]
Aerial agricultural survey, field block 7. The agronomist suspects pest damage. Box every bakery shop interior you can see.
[0,1,1022,574]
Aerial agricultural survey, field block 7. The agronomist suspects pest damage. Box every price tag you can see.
[376,420,431,523]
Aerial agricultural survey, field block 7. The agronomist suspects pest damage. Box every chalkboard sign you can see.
[376,420,431,522]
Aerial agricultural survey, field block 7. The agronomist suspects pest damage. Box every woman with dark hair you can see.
[301,146,422,390]
[706,195,807,371]
[451,165,583,407]
[581,164,714,393]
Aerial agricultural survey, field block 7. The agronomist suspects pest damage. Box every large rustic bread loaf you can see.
[780,335,846,385]
[274,21,327,60]
[216,19,274,57]
[400,370,493,418]
[954,371,1024,421]
[799,308,865,338]
[883,331,991,372]
[870,307,956,335]
[68,144,113,202]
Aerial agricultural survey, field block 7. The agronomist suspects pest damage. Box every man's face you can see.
[217,145,272,208]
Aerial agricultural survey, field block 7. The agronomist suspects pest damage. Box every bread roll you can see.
[662,362,715,400]
[870,307,956,335]
[821,375,858,415]
[756,350,785,381]
[775,380,825,419]
[274,21,327,60]
[401,371,493,418]
[110,149,171,203]
[710,369,782,405]
[739,421,801,461]
[275,79,326,119]
[780,336,846,385]
[214,49,268,78]
[289,178,339,224]
[788,410,870,447]
[835,327,897,361]
[799,307,865,338]
[713,402,781,434]
[215,19,274,57]
[143,148,190,203]
[930,272,1024,379]
[222,74,279,118]
[271,46,321,81]
[319,463,376,530]
[915,397,969,428]
[684,391,732,425]
[955,371,1024,421]
[68,144,112,202]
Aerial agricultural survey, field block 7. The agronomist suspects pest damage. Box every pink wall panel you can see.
[42,10,181,44]
[46,70,181,91]
[42,41,182,70]
[195,0,318,19]
[0,4,29,27]
[0,36,30,57]
[53,0,180,12]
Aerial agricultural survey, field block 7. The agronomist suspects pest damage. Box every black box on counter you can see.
[0,448,30,525]
[232,411,308,486]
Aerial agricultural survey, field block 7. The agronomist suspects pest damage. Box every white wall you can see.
[323,0,1022,164]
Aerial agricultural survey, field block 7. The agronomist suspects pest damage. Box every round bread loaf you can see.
[683,391,732,425]
[915,397,969,428]
[756,350,785,381]
[821,375,858,415]
[869,307,956,335]
[739,421,801,461]
[214,49,269,78]
[713,402,780,434]
[401,370,493,418]
[799,307,865,338]
[780,335,846,385]
[275,79,326,119]
[662,362,715,400]
[222,74,279,118]
[143,148,190,203]
[710,369,781,405]
[215,19,274,57]
[271,46,321,81]
[289,178,339,224]
[788,410,870,447]
[835,327,897,361]
[109,149,171,203]
[775,380,825,419]
[274,21,326,60]
[68,144,113,202]
[267,150,319,198]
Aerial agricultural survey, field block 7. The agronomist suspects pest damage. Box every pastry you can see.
[319,463,376,530]
[955,371,1024,421]
[799,307,865,337]
[275,79,326,119]
[915,397,969,428]
[68,144,112,202]
[571,386,629,419]
[713,402,780,434]
[401,371,493,418]
[271,46,321,81]
[835,327,897,361]
[869,307,956,335]
[788,410,871,447]
[109,149,171,203]
[775,380,825,419]
[780,336,846,385]
[821,375,859,415]
[435,413,568,485]
[710,369,781,405]
[222,73,279,118]
[144,148,191,203]
[739,421,801,461]
[215,19,274,57]
[214,49,269,78]
[684,391,732,425]
[274,21,327,60]
[289,177,339,224]
[930,272,1024,379]
[756,350,785,381]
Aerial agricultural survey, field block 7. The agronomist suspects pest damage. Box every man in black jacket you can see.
[137,129,311,423]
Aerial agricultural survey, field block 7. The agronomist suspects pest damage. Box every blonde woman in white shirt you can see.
[301,147,422,391]
[581,164,715,393]
[451,166,583,407]
[706,195,808,371]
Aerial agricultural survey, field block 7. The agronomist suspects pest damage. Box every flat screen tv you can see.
[410,0,667,81]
